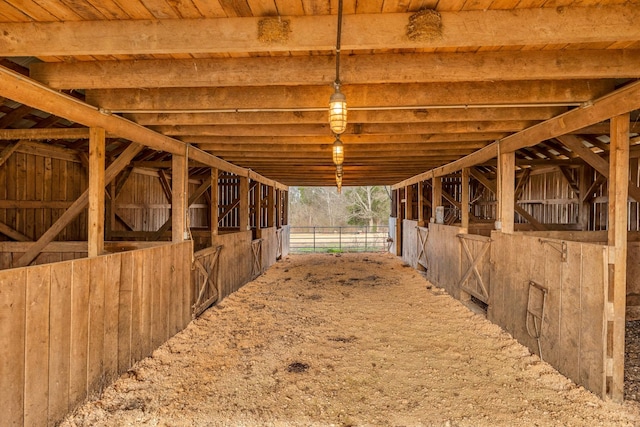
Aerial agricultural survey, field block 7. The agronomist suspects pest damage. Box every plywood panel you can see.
[0,267,26,427]
[425,224,464,298]
[69,258,90,409]
[165,243,180,335]
[130,249,145,363]
[48,262,72,426]
[103,253,121,385]
[401,219,418,269]
[559,240,582,384]
[212,230,253,299]
[140,248,154,358]
[151,246,166,349]
[118,250,134,374]
[24,265,51,427]
[580,243,606,395]
[87,257,105,396]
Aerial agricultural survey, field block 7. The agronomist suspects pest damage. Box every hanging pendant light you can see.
[329,84,347,134]
[329,0,346,135]
[332,135,344,166]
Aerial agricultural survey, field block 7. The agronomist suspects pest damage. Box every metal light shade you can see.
[329,88,347,134]
[332,137,344,166]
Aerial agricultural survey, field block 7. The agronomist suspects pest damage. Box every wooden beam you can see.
[0,220,30,242]
[171,154,187,242]
[3,6,639,56]
[88,127,105,257]
[0,128,91,140]
[461,168,470,230]
[86,80,611,111]
[154,121,536,137]
[211,169,219,237]
[14,142,143,268]
[239,177,249,232]
[32,49,640,90]
[607,113,630,403]
[190,134,506,146]
[0,140,23,167]
[498,151,516,233]
[431,176,442,223]
[126,107,565,126]
[393,80,640,190]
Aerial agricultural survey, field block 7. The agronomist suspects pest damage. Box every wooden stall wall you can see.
[211,230,253,300]
[424,223,465,299]
[0,142,88,242]
[260,227,278,272]
[489,232,607,396]
[401,219,419,269]
[0,240,193,427]
[518,168,579,227]
[388,217,397,255]
[280,225,291,258]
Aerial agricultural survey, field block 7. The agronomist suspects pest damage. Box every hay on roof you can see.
[258,17,291,44]
[406,9,442,41]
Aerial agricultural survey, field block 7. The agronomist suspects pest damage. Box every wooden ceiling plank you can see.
[2,5,639,56]
[125,106,564,126]
[30,49,640,89]
[185,133,507,145]
[152,121,536,136]
[85,80,613,111]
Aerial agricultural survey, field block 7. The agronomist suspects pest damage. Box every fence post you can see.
[365,226,368,252]
[313,226,316,252]
[339,227,342,252]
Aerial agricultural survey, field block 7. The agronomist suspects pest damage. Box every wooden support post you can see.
[607,113,630,402]
[431,176,442,223]
[275,189,282,228]
[105,181,115,241]
[254,183,262,237]
[395,188,402,256]
[88,127,105,257]
[239,177,250,231]
[267,185,275,228]
[579,165,594,230]
[283,191,289,225]
[631,158,639,231]
[498,149,515,233]
[461,167,470,230]
[417,181,425,226]
[405,185,414,220]
[211,168,219,238]
[171,154,187,242]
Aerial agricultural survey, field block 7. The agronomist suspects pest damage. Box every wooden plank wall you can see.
[411,225,608,396]
[488,232,607,396]
[260,227,278,272]
[0,240,192,427]
[211,230,253,299]
[401,219,419,269]
[0,145,88,242]
[425,223,465,299]
[280,225,291,258]
[388,217,397,255]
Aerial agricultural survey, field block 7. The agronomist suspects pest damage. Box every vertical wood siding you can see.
[0,241,192,427]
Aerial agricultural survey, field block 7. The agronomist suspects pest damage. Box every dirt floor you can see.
[61,253,640,427]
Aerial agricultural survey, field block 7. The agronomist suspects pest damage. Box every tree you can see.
[345,186,391,228]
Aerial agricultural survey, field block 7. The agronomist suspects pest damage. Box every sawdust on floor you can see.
[61,253,640,427]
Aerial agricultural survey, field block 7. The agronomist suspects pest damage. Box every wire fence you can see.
[290,226,391,253]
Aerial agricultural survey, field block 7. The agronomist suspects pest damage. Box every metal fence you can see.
[290,226,391,253]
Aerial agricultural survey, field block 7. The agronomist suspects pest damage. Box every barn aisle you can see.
[62,253,640,427]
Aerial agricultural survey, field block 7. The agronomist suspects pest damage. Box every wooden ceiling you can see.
[0,0,639,186]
